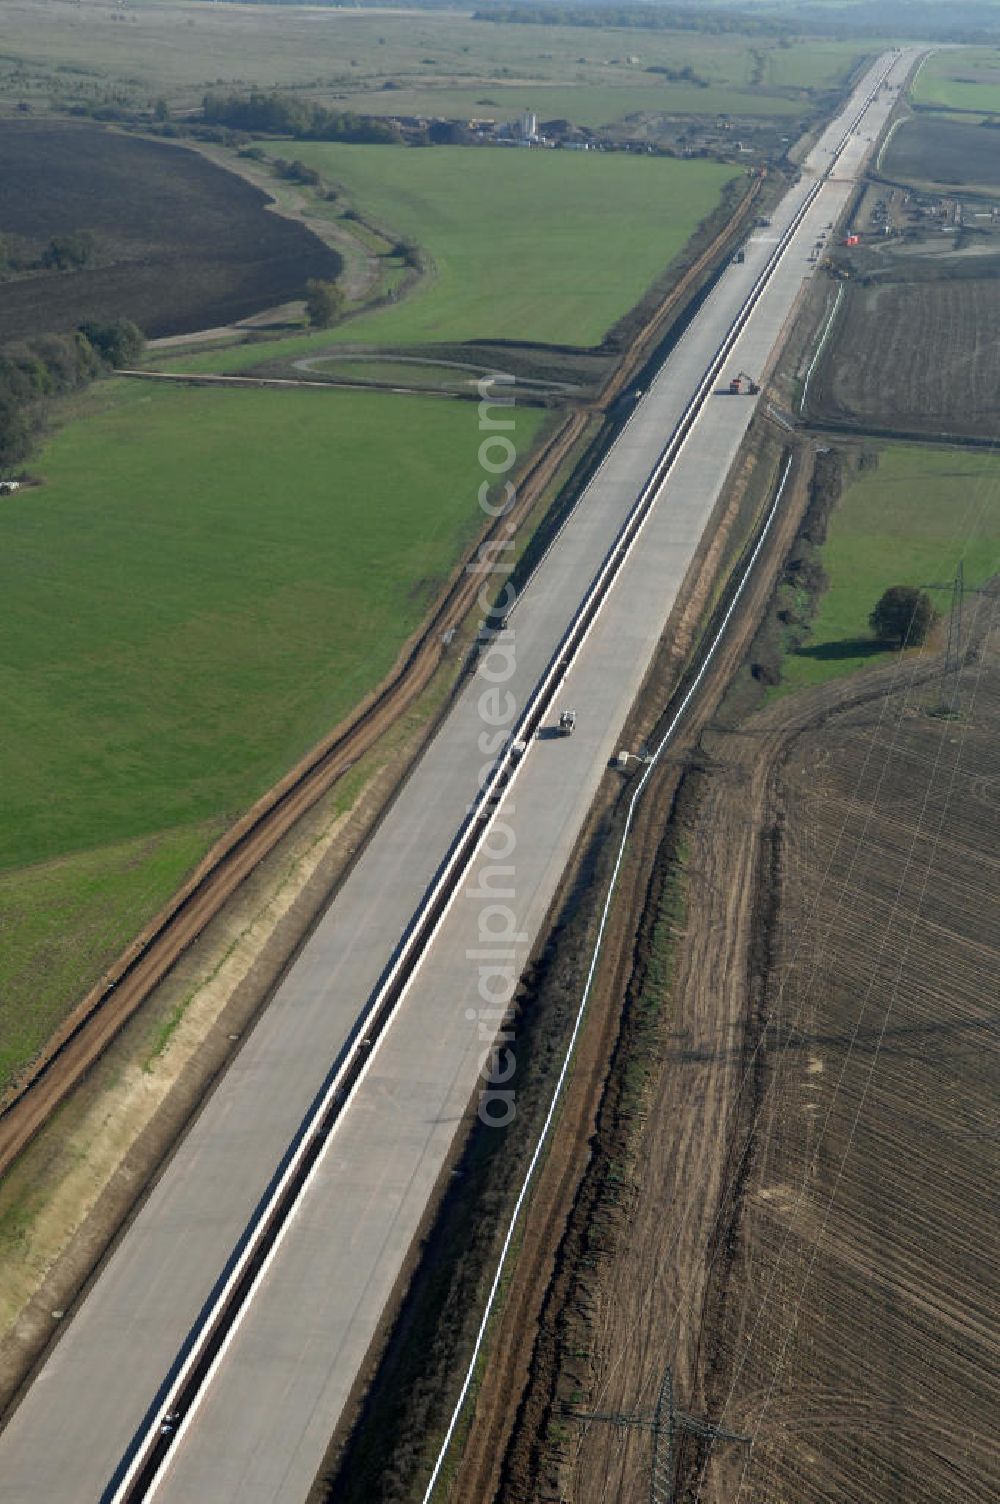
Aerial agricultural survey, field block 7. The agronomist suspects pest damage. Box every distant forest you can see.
[474,1,1000,41]
[201,0,1000,42]
[474,4,788,34]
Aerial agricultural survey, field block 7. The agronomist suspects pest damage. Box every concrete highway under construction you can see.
[0,46,920,1504]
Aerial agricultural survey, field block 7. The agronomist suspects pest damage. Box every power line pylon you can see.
[567,1365,751,1504]
[921,561,977,715]
[942,559,964,714]
[947,559,964,693]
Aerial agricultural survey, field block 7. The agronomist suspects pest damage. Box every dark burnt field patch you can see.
[0,121,341,340]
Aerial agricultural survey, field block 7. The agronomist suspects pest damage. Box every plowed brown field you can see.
[693,601,1000,1504]
[494,591,1000,1504]
[807,278,1000,439]
[0,122,342,340]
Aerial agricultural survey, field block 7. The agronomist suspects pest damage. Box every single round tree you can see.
[78,318,146,368]
[304,278,344,329]
[869,585,937,649]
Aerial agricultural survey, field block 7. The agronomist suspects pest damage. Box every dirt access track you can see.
[0,171,763,1181]
[480,586,1000,1504]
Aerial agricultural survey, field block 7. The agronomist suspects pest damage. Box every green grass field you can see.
[0,379,546,1087]
[911,48,1000,114]
[0,823,217,1090]
[764,40,871,90]
[150,147,740,373]
[328,82,807,125]
[781,446,1000,694]
[0,0,867,115]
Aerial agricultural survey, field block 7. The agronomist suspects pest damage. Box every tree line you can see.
[473,0,1000,41]
[0,231,96,278]
[0,321,144,474]
[472,4,788,35]
[202,91,400,144]
[646,64,710,87]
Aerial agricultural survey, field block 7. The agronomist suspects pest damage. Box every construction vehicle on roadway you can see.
[558,710,577,736]
[728,371,760,395]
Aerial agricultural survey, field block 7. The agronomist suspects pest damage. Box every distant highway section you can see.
[0,48,920,1504]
